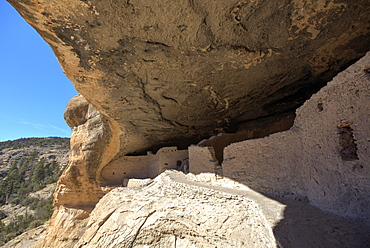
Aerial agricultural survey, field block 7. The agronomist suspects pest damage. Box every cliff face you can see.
[8,0,370,155]
[39,52,370,248]
[5,0,370,246]
[40,95,116,247]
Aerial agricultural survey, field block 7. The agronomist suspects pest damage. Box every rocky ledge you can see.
[38,171,370,247]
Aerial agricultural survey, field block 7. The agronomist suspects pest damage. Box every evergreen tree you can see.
[4,164,24,201]
[31,160,45,184]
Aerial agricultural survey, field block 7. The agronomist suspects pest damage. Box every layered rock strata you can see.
[7,0,370,157]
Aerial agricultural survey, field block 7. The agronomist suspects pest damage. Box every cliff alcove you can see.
[8,0,370,155]
[5,0,370,247]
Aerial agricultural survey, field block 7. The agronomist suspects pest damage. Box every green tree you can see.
[0,178,6,205]
[4,164,24,202]
[0,211,6,220]
[31,160,45,184]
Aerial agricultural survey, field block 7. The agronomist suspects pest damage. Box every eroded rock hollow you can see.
[6,0,370,246]
[9,0,370,154]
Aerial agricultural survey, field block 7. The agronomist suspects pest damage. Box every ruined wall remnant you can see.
[99,147,188,186]
[197,112,295,163]
[188,145,217,175]
[223,52,370,225]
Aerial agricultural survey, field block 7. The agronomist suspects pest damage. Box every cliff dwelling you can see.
[5,0,370,247]
[99,147,188,186]
[105,55,370,229]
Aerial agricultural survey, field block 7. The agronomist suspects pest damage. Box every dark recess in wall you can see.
[338,125,359,161]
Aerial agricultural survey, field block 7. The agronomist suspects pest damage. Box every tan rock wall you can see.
[42,95,120,247]
[56,95,110,208]
[223,52,370,225]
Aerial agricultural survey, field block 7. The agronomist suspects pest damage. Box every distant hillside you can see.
[0,137,69,151]
[0,137,69,245]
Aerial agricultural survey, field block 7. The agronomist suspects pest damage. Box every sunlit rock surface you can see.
[31,171,370,248]
[5,0,370,247]
[35,52,370,248]
[8,0,370,156]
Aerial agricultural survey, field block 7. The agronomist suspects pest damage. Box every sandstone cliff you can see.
[36,52,370,248]
[5,0,370,246]
[8,0,370,156]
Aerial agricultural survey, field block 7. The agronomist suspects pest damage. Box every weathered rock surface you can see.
[7,0,370,157]
[55,94,117,209]
[2,224,48,248]
[38,171,370,247]
[5,0,370,246]
[38,95,119,247]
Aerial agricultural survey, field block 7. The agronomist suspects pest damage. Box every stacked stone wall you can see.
[222,52,370,225]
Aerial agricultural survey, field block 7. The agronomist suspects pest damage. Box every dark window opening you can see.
[317,102,324,112]
[338,124,359,160]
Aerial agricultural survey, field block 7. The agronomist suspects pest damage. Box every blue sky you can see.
[0,1,78,142]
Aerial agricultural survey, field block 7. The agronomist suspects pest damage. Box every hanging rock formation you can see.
[8,0,370,156]
[5,0,370,247]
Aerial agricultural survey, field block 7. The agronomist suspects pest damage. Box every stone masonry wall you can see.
[157,147,188,173]
[189,145,217,175]
[223,52,370,225]
[100,147,188,186]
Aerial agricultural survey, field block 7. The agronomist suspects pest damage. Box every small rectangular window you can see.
[338,124,359,161]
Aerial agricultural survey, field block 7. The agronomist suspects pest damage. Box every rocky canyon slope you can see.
[0,138,69,247]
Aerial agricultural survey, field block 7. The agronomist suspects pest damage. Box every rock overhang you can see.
[7,0,370,155]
